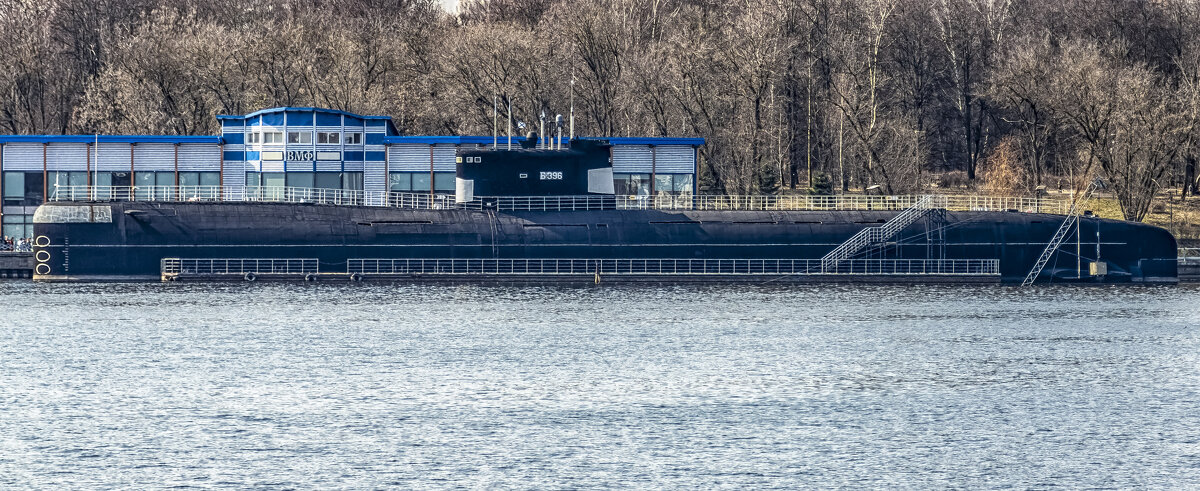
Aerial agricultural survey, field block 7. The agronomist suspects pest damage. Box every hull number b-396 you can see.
[539,171,563,180]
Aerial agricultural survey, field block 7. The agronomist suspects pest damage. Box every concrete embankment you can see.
[0,252,33,278]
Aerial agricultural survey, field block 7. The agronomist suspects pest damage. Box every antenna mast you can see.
[569,73,575,141]
[492,93,498,147]
[539,110,546,149]
[506,96,512,150]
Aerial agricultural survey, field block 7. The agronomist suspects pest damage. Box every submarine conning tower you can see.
[454,136,615,203]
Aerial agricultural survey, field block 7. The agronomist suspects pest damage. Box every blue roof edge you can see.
[385,136,705,145]
[215,106,394,121]
[0,135,222,144]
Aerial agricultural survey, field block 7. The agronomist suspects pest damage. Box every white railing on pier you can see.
[347,258,1000,276]
[50,185,1071,215]
[161,258,318,275]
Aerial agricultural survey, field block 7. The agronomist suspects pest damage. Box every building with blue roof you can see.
[0,107,703,238]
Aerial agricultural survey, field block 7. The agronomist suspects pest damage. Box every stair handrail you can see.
[1020,182,1097,286]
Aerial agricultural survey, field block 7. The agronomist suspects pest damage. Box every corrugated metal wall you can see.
[433,144,456,172]
[222,161,246,187]
[97,143,130,170]
[654,146,695,174]
[134,143,175,171]
[315,160,342,172]
[177,144,220,171]
[388,144,431,171]
[1,143,44,170]
[612,145,651,173]
[45,144,87,172]
[364,160,386,198]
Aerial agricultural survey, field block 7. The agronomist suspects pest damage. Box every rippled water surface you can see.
[1,281,1199,488]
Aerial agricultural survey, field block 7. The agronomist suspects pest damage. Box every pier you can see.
[0,252,33,278]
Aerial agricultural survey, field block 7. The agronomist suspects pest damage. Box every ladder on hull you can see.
[820,195,937,272]
[1021,182,1097,286]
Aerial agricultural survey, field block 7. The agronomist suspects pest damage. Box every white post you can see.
[94,133,99,200]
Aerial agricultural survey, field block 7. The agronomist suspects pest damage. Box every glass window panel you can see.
[342,172,363,191]
[389,173,412,191]
[412,173,431,192]
[68,172,88,187]
[4,172,23,198]
[135,172,156,200]
[623,174,650,196]
[199,172,220,187]
[24,173,44,204]
[433,172,455,192]
[288,131,311,144]
[285,172,314,188]
[345,132,362,144]
[94,172,112,187]
[179,172,200,186]
[154,172,175,200]
[136,172,156,187]
[612,174,631,196]
[262,172,286,188]
[314,172,341,190]
[2,221,24,239]
[245,172,261,187]
[673,174,693,193]
[655,175,673,195]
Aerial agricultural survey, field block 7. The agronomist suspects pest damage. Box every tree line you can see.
[3,0,1200,220]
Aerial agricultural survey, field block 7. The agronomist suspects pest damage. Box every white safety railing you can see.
[161,258,318,275]
[347,258,1000,276]
[51,184,1071,215]
[821,195,937,269]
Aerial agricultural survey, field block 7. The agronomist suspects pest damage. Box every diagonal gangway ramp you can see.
[1020,182,1096,286]
[818,195,940,273]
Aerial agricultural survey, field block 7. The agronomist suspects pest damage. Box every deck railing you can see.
[51,185,1071,215]
[347,258,1000,276]
[161,258,318,275]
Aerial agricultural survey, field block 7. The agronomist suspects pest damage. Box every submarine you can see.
[28,136,1178,284]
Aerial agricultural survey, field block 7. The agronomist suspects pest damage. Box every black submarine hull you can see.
[30,201,1178,283]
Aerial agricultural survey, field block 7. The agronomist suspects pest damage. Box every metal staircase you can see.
[820,195,939,272]
[1021,182,1097,286]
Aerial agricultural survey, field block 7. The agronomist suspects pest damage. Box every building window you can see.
[263,132,284,144]
[246,132,261,144]
[2,213,33,239]
[317,132,340,144]
[2,171,40,206]
[614,173,651,196]
[389,172,452,193]
[389,172,412,192]
[314,172,341,190]
[286,172,315,189]
[287,131,312,144]
[433,172,454,192]
[131,171,177,200]
[343,172,363,191]
[344,132,362,145]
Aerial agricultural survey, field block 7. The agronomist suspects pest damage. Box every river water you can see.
[0,282,1197,488]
